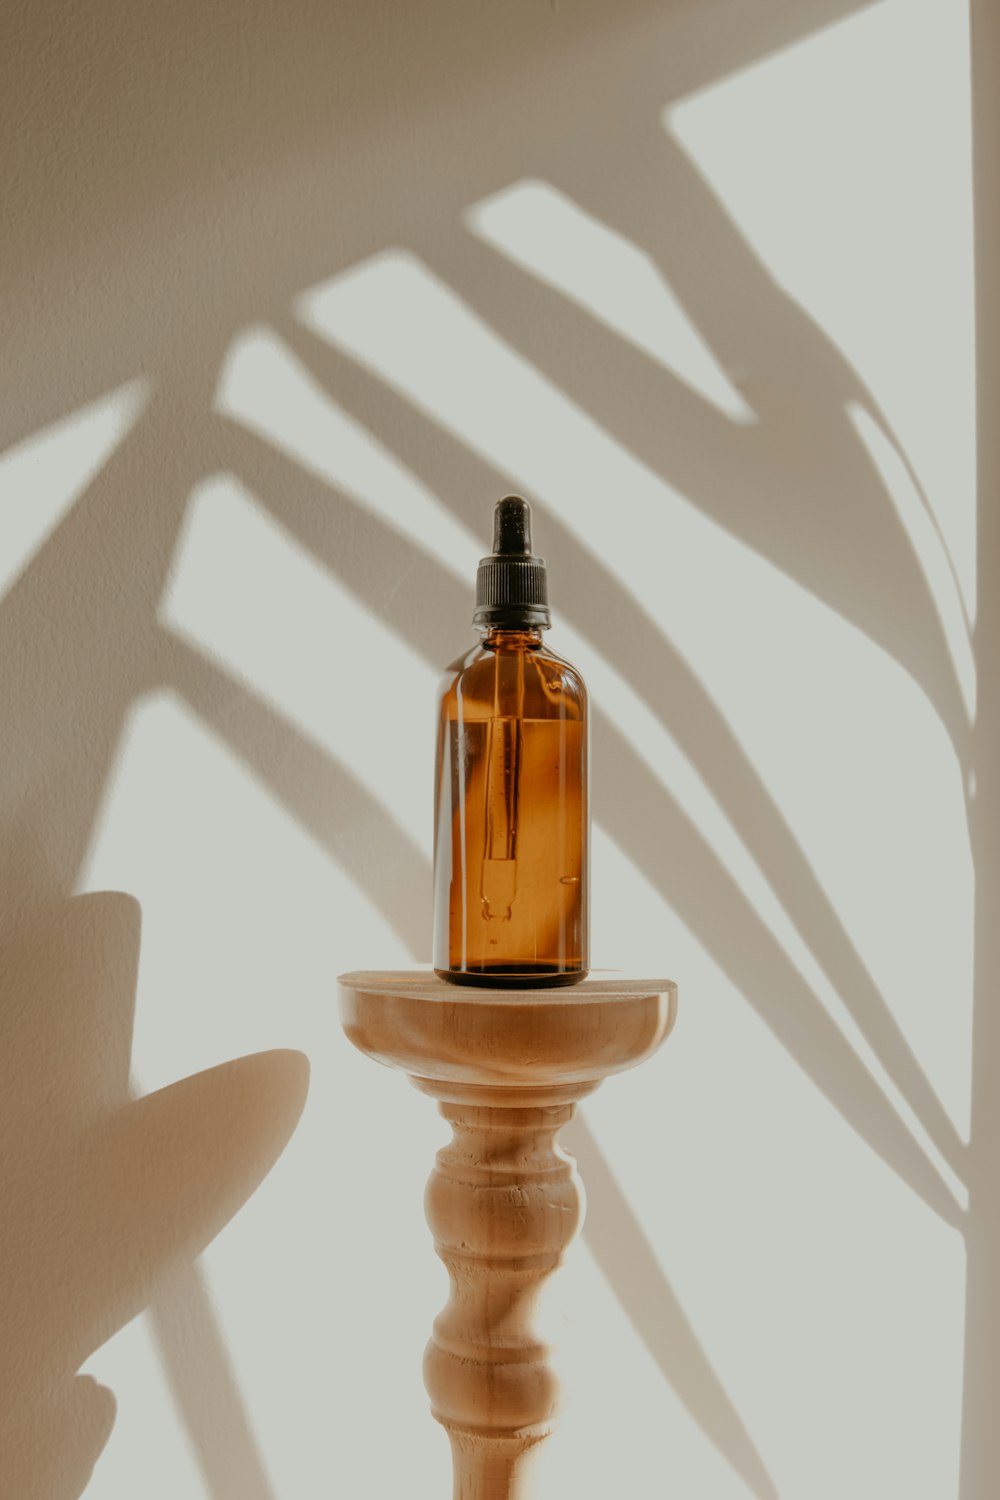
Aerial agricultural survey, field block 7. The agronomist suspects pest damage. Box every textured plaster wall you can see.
[1,1,995,1496]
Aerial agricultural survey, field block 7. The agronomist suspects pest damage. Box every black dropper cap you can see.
[472,496,551,629]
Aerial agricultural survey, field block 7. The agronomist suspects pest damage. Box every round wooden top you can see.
[337,969,676,1003]
[337,969,677,1092]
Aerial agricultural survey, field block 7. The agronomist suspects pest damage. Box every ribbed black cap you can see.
[473,497,551,629]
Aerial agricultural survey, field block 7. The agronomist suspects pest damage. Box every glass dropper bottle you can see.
[433,497,589,987]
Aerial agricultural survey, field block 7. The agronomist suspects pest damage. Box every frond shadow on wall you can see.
[2,0,992,1496]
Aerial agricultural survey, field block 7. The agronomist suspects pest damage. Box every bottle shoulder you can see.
[534,642,588,704]
[437,635,587,721]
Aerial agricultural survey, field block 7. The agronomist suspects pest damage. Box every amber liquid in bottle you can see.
[433,625,589,986]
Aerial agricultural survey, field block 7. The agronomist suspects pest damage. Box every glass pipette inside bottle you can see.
[481,645,523,921]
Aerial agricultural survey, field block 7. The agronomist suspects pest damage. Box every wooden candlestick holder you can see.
[338,970,677,1500]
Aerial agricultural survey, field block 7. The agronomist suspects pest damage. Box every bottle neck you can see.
[483,625,545,650]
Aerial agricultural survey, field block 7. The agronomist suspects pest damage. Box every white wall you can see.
[2,0,993,1496]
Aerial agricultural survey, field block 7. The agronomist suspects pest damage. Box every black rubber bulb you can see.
[492,496,534,556]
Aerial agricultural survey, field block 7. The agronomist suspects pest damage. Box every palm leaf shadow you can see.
[272,318,965,1182]
[3,1,975,1493]
[205,423,961,1229]
[960,7,1000,1491]
[422,135,972,758]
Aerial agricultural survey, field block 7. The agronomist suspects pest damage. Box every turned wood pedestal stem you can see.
[338,971,677,1500]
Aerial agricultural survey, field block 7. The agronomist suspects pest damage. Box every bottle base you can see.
[435,965,589,990]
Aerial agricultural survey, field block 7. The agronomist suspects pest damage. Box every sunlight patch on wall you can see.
[294,247,672,508]
[82,1313,207,1498]
[215,324,481,583]
[581,1032,966,1500]
[158,473,437,858]
[550,1209,771,1500]
[665,0,976,617]
[465,180,754,424]
[292,248,760,597]
[0,378,149,602]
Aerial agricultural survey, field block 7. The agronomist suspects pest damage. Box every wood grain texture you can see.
[338,969,677,1093]
[338,970,677,1499]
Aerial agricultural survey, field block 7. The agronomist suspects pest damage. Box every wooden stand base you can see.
[338,971,677,1500]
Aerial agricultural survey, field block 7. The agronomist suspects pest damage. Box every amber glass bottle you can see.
[433,497,589,987]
